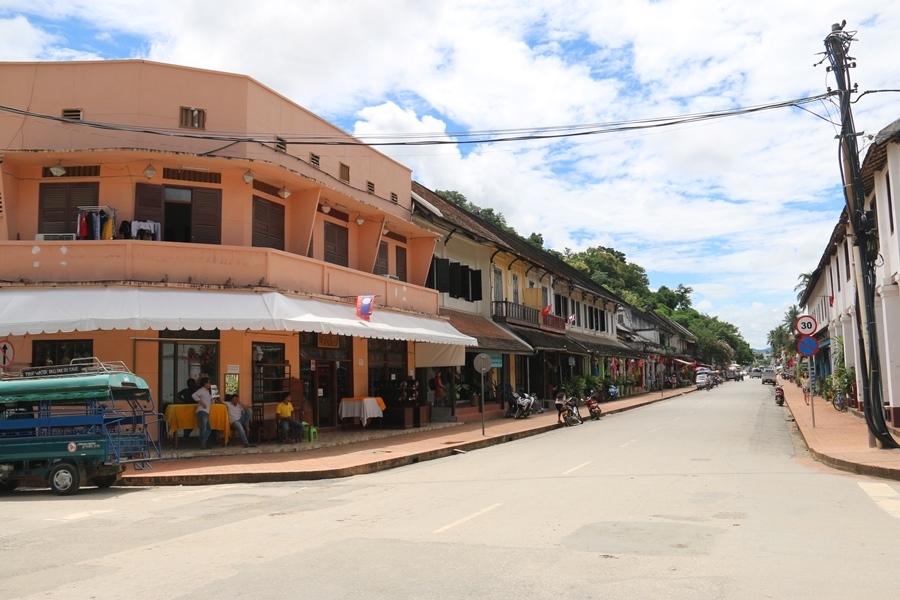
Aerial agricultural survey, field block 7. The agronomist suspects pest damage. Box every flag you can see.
[356,295,375,321]
[829,295,834,307]
[541,305,552,316]
[567,314,575,324]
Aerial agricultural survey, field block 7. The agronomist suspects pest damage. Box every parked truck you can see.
[761,367,777,385]
[0,358,161,495]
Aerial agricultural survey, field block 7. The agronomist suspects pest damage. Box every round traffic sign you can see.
[473,352,493,374]
[795,315,817,336]
[0,340,14,367]
[797,335,819,357]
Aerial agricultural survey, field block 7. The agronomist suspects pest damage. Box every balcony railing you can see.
[0,240,439,315]
[491,301,566,333]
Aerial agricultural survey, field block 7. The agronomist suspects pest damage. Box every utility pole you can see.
[823,22,898,448]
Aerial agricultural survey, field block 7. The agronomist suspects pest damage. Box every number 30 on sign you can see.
[794,315,817,336]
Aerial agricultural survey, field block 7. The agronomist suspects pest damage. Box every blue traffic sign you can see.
[797,335,819,357]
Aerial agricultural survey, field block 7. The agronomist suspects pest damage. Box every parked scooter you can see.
[513,391,537,419]
[583,394,603,420]
[605,384,620,401]
[775,385,785,406]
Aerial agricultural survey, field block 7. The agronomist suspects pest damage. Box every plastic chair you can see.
[301,422,318,442]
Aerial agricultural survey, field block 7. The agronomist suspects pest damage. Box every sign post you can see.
[797,335,820,428]
[0,339,15,370]
[473,353,493,436]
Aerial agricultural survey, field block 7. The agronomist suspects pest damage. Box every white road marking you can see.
[620,439,636,448]
[859,482,900,518]
[433,503,502,533]
[673,417,681,421]
[46,509,113,522]
[562,461,590,475]
[651,427,662,433]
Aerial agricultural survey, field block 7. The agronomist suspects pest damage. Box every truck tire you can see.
[48,463,80,495]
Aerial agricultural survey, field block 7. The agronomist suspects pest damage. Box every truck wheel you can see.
[48,463,80,495]
[92,475,118,489]
[0,480,19,493]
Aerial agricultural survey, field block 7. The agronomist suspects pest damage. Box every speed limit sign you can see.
[795,315,817,336]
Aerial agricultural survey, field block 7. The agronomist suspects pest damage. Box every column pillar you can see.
[877,282,900,426]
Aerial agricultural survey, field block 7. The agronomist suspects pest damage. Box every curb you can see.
[121,389,692,487]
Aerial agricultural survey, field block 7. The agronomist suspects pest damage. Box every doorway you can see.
[301,359,351,428]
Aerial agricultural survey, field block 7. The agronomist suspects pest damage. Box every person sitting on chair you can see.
[226,394,254,448]
[276,392,304,443]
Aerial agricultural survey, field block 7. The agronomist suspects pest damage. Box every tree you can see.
[795,272,812,303]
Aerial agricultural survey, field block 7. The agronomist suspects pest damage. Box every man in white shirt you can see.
[192,377,213,449]
[226,394,254,448]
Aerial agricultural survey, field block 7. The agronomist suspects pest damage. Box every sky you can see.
[2,1,899,348]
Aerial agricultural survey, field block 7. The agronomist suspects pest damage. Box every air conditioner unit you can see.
[35,233,76,241]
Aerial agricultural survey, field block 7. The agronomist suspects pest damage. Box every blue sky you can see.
[2,0,899,347]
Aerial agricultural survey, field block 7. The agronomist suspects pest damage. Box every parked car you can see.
[695,373,709,390]
[749,368,762,378]
[761,367,777,385]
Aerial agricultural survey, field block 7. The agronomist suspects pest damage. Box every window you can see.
[32,340,93,367]
[390,192,398,203]
[339,163,350,182]
[61,108,82,120]
[179,107,206,129]
[575,301,582,326]
[310,153,320,168]
[395,246,407,282]
[134,183,222,244]
[835,260,841,292]
[252,196,285,250]
[844,242,851,281]
[512,274,520,304]
[38,182,99,234]
[275,137,287,153]
[374,241,389,275]
[323,221,349,267]
[366,181,375,194]
[493,268,503,302]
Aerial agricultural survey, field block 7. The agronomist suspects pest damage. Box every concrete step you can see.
[454,404,508,422]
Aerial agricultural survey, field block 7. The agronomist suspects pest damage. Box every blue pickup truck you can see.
[0,358,161,495]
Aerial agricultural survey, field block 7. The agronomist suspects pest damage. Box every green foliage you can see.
[561,376,587,399]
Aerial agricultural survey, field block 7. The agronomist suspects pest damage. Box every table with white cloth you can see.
[338,397,386,428]
[164,403,230,447]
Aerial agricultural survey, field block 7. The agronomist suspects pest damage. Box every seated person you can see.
[276,393,304,443]
[225,394,254,448]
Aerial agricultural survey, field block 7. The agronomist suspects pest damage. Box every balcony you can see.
[0,240,439,315]
[491,301,566,333]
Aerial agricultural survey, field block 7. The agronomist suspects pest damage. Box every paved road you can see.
[3,381,900,599]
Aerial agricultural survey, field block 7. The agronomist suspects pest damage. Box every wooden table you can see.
[164,404,230,447]
[338,397,386,428]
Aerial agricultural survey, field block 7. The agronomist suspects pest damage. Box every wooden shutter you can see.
[374,242,389,275]
[252,196,285,250]
[134,183,164,223]
[191,187,221,245]
[449,262,461,298]
[395,246,407,282]
[324,222,349,267]
[39,182,98,234]
[469,269,482,301]
[435,258,450,292]
[460,265,471,301]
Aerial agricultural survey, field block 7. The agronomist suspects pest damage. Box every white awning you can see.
[0,287,478,346]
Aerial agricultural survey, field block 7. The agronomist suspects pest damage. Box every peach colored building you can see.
[0,60,474,440]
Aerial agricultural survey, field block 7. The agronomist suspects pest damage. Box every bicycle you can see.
[832,390,846,412]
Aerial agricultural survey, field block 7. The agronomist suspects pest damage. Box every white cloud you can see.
[1,0,898,347]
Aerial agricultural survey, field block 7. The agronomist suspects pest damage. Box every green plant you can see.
[562,376,587,399]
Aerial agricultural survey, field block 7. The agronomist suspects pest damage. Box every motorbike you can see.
[513,391,537,419]
[583,394,603,420]
[705,378,712,391]
[560,397,583,426]
[775,385,785,406]
[605,384,619,401]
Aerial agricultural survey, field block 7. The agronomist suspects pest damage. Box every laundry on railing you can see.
[130,220,161,241]
[77,206,117,240]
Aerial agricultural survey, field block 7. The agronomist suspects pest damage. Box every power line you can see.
[0,92,837,148]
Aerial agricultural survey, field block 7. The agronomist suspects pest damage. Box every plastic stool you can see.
[301,422,318,442]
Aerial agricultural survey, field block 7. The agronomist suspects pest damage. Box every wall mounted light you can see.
[242,170,254,184]
[356,216,365,226]
[49,162,66,177]
[278,186,291,199]
[143,163,157,179]
[321,204,332,214]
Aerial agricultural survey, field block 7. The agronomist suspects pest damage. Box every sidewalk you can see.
[781,377,900,480]
[121,380,900,487]
[121,387,690,487]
